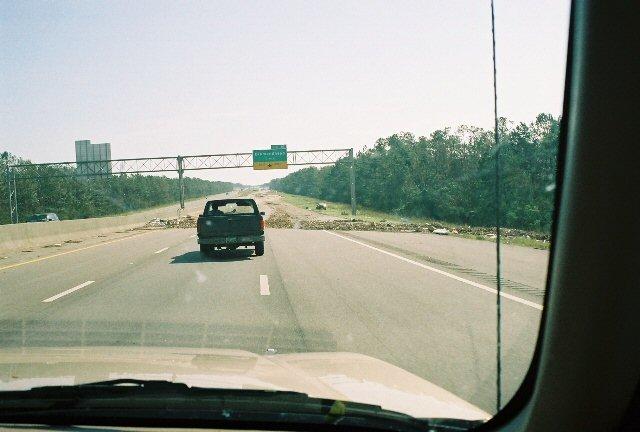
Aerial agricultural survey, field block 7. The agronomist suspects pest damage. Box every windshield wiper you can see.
[0,379,483,431]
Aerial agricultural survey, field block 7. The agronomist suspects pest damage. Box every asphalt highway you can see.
[0,201,545,413]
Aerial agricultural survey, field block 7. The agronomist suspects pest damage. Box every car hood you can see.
[0,346,488,421]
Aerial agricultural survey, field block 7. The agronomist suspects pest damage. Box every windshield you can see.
[0,1,570,429]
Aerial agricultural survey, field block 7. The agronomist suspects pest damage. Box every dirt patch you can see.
[254,192,338,223]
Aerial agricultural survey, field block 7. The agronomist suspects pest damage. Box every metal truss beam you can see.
[9,149,352,179]
[6,148,356,222]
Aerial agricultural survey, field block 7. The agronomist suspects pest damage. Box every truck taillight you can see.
[260,219,265,230]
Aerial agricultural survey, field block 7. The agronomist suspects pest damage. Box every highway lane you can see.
[265,229,541,411]
[342,230,549,292]
[0,226,543,413]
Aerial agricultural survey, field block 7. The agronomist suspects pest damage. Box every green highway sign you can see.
[271,144,287,150]
[253,148,288,170]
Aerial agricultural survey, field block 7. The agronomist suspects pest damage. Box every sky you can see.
[1,0,570,185]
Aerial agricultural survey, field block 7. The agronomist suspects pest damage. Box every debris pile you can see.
[166,215,197,228]
[43,243,63,248]
[141,215,197,229]
[265,210,294,228]
[143,218,168,228]
[296,219,550,241]
[298,220,432,232]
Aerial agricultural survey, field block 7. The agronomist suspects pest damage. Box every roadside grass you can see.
[276,191,550,250]
[279,192,420,223]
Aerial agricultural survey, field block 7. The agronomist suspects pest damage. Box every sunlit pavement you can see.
[0,226,542,413]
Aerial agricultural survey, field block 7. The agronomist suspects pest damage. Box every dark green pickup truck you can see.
[196,199,265,256]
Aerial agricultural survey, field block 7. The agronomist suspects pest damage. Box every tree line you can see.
[0,151,236,224]
[269,114,559,233]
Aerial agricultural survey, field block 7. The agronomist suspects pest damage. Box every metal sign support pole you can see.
[177,156,185,210]
[5,164,12,224]
[7,168,19,224]
[12,170,18,223]
[349,148,356,216]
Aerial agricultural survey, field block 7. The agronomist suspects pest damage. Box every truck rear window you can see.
[205,200,257,215]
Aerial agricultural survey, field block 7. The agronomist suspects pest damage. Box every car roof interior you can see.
[480,1,640,431]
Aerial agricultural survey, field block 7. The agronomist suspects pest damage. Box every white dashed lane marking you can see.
[260,275,270,296]
[42,281,95,303]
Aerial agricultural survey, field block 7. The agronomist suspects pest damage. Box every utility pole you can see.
[349,148,356,216]
[177,156,185,210]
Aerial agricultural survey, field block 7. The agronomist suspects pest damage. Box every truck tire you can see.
[254,241,265,256]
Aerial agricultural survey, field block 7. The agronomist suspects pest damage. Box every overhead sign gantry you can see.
[5,147,356,223]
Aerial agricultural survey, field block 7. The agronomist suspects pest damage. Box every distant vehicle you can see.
[26,213,60,223]
[197,199,265,256]
[316,202,327,210]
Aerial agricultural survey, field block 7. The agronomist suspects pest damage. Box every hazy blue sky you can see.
[1,0,570,184]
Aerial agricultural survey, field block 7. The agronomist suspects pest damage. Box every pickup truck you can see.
[26,213,60,222]
[197,199,265,256]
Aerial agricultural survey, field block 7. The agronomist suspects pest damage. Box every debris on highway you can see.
[43,243,63,248]
[296,218,549,241]
[166,215,197,228]
[433,228,450,235]
[299,219,433,232]
[265,209,294,228]
[141,215,197,229]
[134,192,550,244]
[144,218,168,228]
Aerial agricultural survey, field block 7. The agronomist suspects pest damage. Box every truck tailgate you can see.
[198,214,262,236]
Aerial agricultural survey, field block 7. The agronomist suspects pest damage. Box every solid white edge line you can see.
[42,281,95,303]
[154,247,169,254]
[323,230,543,311]
[260,274,270,296]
